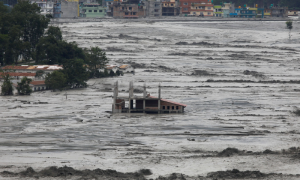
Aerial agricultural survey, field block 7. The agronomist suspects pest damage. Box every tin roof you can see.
[0,72,36,77]
[1,65,63,71]
[30,81,46,86]
[119,64,129,69]
[149,95,187,107]
[1,66,29,70]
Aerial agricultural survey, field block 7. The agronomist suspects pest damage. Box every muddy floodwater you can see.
[1,20,300,179]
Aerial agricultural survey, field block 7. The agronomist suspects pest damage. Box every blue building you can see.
[53,2,61,18]
[239,8,256,18]
[229,8,240,17]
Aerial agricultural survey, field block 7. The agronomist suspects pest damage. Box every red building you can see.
[112,82,187,114]
[179,0,213,16]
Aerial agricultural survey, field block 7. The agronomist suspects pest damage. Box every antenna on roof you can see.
[143,83,146,98]
[158,83,161,99]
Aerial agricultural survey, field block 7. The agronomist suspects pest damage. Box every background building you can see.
[214,5,222,17]
[80,3,106,17]
[179,0,213,16]
[146,0,162,17]
[30,0,54,16]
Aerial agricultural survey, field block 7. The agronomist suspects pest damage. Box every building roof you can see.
[106,65,118,70]
[1,66,30,70]
[1,65,63,71]
[0,72,36,77]
[119,64,129,69]
[30,81,46,86]
[149,95,187,107]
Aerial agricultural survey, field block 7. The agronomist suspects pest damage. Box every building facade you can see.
[179,0,213,16]
[213,5,222,17]
[60,1,79,18]
[161,0,180,16]
[112,82,187,114]
[110,2,147,18]
[53,2,62,18]
[30,0,54,16]
[239,8,256,18]
[146,0,162,17]
[222,3,234,18]
[80,3,106,17]
[270,7,288,17]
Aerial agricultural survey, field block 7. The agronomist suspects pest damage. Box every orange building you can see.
[179,0,213,16]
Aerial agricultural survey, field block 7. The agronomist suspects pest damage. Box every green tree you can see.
[62,58,89,88]
[46,26,62,41]
[16,77,32,95]
[109,70,115,76]
[85,46,109,77]
[286,20,293,39]
[35,70,44,79]
[0,34,8,66]
[11,1,50,62]
[45,70,67,91]
[1,73,13,95]
[116,69,121,76]
[103,69,109,77]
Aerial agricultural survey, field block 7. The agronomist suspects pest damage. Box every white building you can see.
[30,0,54,16]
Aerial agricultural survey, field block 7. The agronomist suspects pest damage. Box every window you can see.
[207,7,211,9]
[125,12,128,15]
[129,7,132,10]
[89,10,92,12]
[155,9,159,12]
[82,9,86,12]
[99,10,102,12]
[176,106,179,110]
[165,4,167,6]
[122,7,124,10]
[167,106,170,110]
[171,3,173,6]
[94,10,97,12]
[208,12,211,15]
[183,8,188,11]
[183,2,188,5]
[133,12,136,15]
[163,106,165,109]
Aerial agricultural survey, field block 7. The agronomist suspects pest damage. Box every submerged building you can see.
[112,82,187,114]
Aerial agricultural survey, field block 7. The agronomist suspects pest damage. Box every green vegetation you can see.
[0,1,116,93]
[16,77,32,95]
[286,20,293,39]
[0,73,13,95]
[45,71,67,91]
[85,47,109,78]
[213,0,300,9]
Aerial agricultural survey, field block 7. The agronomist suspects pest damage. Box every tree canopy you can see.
[16,76,32,95]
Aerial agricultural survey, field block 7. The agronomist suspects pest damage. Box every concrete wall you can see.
[146,1,162,17]
[61,2,78,18]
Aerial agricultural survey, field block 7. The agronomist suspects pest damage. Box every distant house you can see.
[222,3,234,18]
[288,10,298,16]
[214,5,223,17]
[118,64,134,73]
[80,3,106,18]
[112,82,187,113]
[102,65,118,73]
[30,0,54,16]
[239,8,256,18]
[1,65,63,75]
[0,72,37,80]
[110,2,147,19]
[30,81,47,91]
